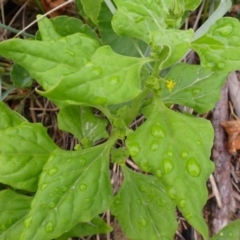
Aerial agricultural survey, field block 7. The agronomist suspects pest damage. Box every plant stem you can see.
[0,23,34,38]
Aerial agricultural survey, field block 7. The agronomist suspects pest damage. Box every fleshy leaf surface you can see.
[0,122,58,191]
[112,0,188,42]
[126,97,214,239]
[111,166,177,240]
[22,143,112,240]
[161,63,229,113]
[0,190,32,239]
[0,33,99,90]
[192,17,240,71]
[150,29,193,69]
[56,217,112,240]
[40,46,149,106]
[0,102,26,130]
[210,219,240,240]
[57,105,108,145]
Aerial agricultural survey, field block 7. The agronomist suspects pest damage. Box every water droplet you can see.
[186,158,201,177]
[79,183,87,191]
[141,160,151,172]
[79,158,86,166]
[165,151,173,158]
[185,213,193,220]
[139,184,146,192]
[191,88,201,96]
[48,167,58,176]
[48,153,56,162]
[217,62,225,69]
[137,199,141,204]
[54,187,59,192]
[50,193,55,198]
[85,198,91,203]
[179,199,186,208]
[148,193,156,200]
[41,182,49,190]
[24,216,32,229]
[108,76,119,85]
[151,124,165,139]
[163,159,174,174]
[45,221,54,232]
[231,35,239,43]
[180,151,188,159]
[92,67,102,76]
[48,202,56,209]
[138,217,147,229]
[215,25,233,36]
[128,142,140,157]
[66,158,72,163]
[150,140,159,151]
[40,203,47,209]
[155,169,163,178]
[146,0,152,4]
[206,62,215,68]
[63,218,69,223]
[157,199,166,207]
[196,140,202,145]
[85,62,93,67]
[65,49,75,56]
[92,96,107,105]
[167,186,177,200]
[61,186,68,192]
[20,233,25,240]
[134,16,144,23]
[219,232,224,236]
[228,232,233,237]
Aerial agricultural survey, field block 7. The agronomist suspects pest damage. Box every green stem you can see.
[0,23,35,38]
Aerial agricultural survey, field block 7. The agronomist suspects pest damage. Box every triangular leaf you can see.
[0,122,58,191]
[162,63,229,113]
[57,105,108,145]
[111,166,177,240]
[55,217,112,240]
[22,143,113,239]
[0,190,32,239]
[192,17,240,71]
[40,46,149,106]
[126,97,214,239]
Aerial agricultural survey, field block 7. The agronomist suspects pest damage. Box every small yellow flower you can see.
[166,79,176,92]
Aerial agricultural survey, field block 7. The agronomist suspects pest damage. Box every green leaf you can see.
[0,122,58,191]
[22,143,113,240]
[56,217,112,240]
[184,0,201,10]
[10,63,33,88]
[51,16,100,42]
[40,46,149,106]
[57,105,108,145]
[126,96,214,239]
[0,190,32,239]
[80,0,103,24]
[0,102,26,130]
[111,166,177,240]
[161,63,229,113]
[0,24,99,90]
[112,0,186,42]
[210,219,240,240]
[192,17,240,71]
[150,29,193,69]
[98,2,147,57]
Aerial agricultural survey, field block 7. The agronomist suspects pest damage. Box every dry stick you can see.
[14,0,74,38]
[209,174,222,208]
[210,81,235,235]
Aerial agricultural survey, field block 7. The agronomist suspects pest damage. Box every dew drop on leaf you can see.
[24,216,32,229]
[167,186,177,200]
[128,142,140,157]
[162,159,174,174]
[45,221,54,232]
[134,16,144,23]
[54,187,59,192]
[79,183,87,191]
[48,167,58,176]
[139,184,147,192]
[108,76,119,85]
[166,151,173,157]
[92,67,102,76]
[186,158,201,177]
[40,203,47,209]
[137,199,141,204]
[20,233,25,240]
[228,232,233,237]
[61,186,68,192]
[65,49,75,56]
[179,199,186,208]
[150,140,159,151]
[41,182,49,190]
[155,169,163,178]
[146,0,153,4]
[80,158,86,166]
[185,213,193,220]
[66,158,72,163]
[48,201,56,209]
[84,61,94,67]
[219,232,224,236]
[85,198,91,203]
[196,140,202,145]
[138,216,147,229]
[191,88,201,96]
[180,151,188,159]
[151,123,166,139]
[157,199,166,207]
[92,96,107,105]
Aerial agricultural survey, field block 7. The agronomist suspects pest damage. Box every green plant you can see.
[0,0,240,239]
